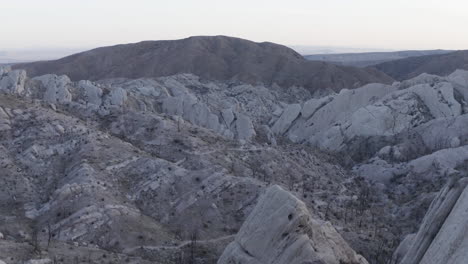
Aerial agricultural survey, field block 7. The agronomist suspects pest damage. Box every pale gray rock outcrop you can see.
[0,66,9,76]
[5,63,468,264]
[221,108,235,127]
[269,70,468,159]
[0,107,11,131]
[301,96,333,119]
[106,74,260,140]
[33,74,73,104]
[419,178,468,264]
[2,69,262,141]
[391,234,415,264]
[0,67,26,95]
[448,69,468,88]
[77,80,103,106]
[286,83,397,144]
[397,177,468,264]
[307,80,461,152]
[107,87,127,106]
[398,73,445,89]
[218,185,368,264]
[271,103,301,135]
[4,69,363,263]
[235,113,256,141]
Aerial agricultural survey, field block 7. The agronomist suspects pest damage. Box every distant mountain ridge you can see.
[0,48,88,64]
[372,50,468,80]
[305,50,454,67]
[13,36,393,93]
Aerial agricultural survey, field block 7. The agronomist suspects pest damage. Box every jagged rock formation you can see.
[12,36,393,93]
[261,70,468,249]
[373,50,468,80]
[0,66,372,263]
[0,67,258,141]
[271,71,468,156]
[393,177,468,264]
[0,66,26,94]
[3,60,468,264]
[218,185,368,264]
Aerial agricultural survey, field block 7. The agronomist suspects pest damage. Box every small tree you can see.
[189,230,198,264]
[47,221,53,249]
[31,221,40,253]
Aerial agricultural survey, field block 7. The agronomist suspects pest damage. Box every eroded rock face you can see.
[396,177,468,264]
[33,74,73,104]
[391,234,415,264]
[0,69,262,141]
[0,107,11,131]
[419,180,468,264]
[271,103,301,135]
[0,67,27,95]
[218,185,368,264]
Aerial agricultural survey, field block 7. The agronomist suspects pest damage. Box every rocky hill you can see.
[392,176,468,264]
[305,50,453,67]
[373,50,468,80]
[2,63,468,264]
[12,36,393,93]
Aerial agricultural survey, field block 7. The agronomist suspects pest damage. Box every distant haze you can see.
[2,0,468,54]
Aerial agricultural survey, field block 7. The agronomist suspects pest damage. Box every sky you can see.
[1,0,468,53]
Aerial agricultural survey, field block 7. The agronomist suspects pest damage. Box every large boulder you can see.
[0,67,27,95]
[77,80,103,106]
[33,74,73,104]
[218,185,368,264]
[271,103,301,135]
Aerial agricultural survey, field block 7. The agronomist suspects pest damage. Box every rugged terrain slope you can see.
[0,67,373,263]
[373,50,468,80]
[2,64,468,263]
[305,50,453,67]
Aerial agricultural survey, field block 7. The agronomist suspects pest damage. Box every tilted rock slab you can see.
[218,185,368,264]
[0,67,26,95]
[397,177,468,264]
[419,178,468,264]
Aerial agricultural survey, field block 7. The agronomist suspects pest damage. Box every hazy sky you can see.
[2,0,468,51]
